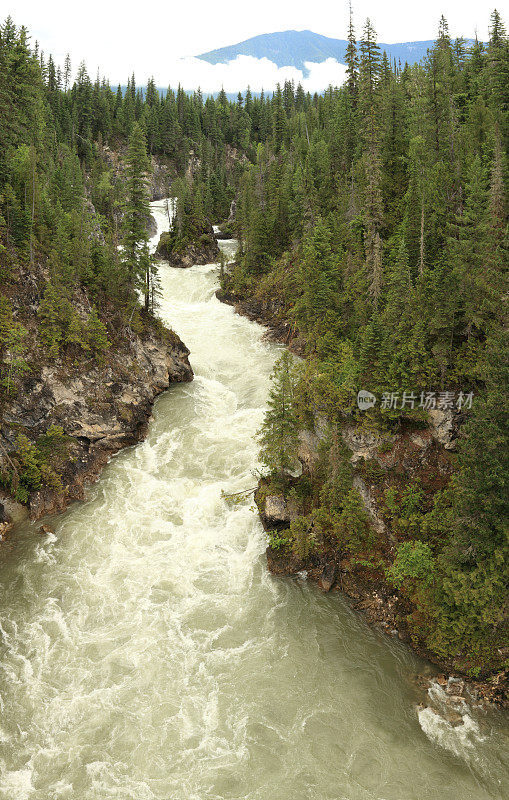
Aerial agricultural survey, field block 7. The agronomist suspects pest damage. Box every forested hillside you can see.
[0,9,507,686]
[222,12,508,682]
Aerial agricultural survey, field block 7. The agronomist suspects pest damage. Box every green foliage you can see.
[122,123,154,311]
[1,426,69,504]
[258,350,302,477]
[387,541,435,589]
[289,515,316,560]
[319,431,354,512]
[334,488,373,553]
[159,177,218,263]
[37,283,110,359]
[85,306,110,354]
[0,294,28,395]
[35,425,69,460]
[381,480,425,537]
[267,529,292,553]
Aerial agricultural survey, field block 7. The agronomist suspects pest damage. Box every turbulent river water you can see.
[0,200,507,800]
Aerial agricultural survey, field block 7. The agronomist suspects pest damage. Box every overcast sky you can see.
[4,0,504,90]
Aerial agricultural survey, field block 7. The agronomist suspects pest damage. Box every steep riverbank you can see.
[216,285,304,353]
[0,324,192,525]
[216,276,508,709]
[259,492,508,709]
[0,203,193,531]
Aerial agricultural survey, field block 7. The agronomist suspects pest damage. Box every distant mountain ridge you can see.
[198,30,475,74]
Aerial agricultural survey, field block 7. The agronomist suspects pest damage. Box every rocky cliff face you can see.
[99,146,175,203]
[0,324,192,526]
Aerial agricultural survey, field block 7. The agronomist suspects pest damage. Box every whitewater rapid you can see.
[0,200,506,800]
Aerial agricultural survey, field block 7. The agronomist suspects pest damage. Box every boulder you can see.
[0,502,13,539]
[39,524,54,535]
[264,495,291,525]
[319,563,337,592]
[0,494,28,525]
[446,677,465,696]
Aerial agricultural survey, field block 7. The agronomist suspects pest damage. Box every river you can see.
[0,200,506,800]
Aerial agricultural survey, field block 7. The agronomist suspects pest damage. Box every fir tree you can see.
[346,1,359,100]
[122,122,152,309]
[258,351,301,477]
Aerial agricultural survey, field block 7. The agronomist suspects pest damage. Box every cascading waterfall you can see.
[0,200,506,800]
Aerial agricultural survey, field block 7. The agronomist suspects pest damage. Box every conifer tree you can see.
[64,53,71,91]
[346,1,358,100]
[258,351,301,477]
[122,122,152,310]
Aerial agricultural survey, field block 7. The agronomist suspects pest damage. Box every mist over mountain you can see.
[198,29,476,75]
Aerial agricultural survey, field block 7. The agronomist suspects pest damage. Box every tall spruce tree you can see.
[258,351,301,477]
[346,1,358,100]
[122,122,152,311]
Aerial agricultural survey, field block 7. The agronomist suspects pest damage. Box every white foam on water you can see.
[0,770,34,800]
[418,706,485,759]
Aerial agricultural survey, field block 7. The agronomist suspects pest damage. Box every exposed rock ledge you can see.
[0,327,193,527]
[156,222,220,268]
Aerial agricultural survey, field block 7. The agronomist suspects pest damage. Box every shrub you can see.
[0,427,70,504]
[387,540,435,590]
[290,515,316,560]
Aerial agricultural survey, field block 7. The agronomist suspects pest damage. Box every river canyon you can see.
[0,200,506,800]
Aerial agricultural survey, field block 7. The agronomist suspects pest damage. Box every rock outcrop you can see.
[318,563,337,592]
[264,495,292,525]
[150,156,173,200]
[428,408,460,450]
[0,326,193,523]
[156,222,220,268]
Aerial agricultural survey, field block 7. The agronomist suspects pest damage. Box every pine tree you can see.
[272,84,285,152]
[64,53,71,91]
[359,18,381,119]
[294,217,339,338]
[345,1,359,100]
[258,351,301,477]
[489,8,506,47]
[122,122,152,309]
[450,154,502,342]
[86,306,110,352]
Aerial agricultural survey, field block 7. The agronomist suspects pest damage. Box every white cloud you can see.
[301,58,348,93]
[6,0,494,89]
[160,55,347,95]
